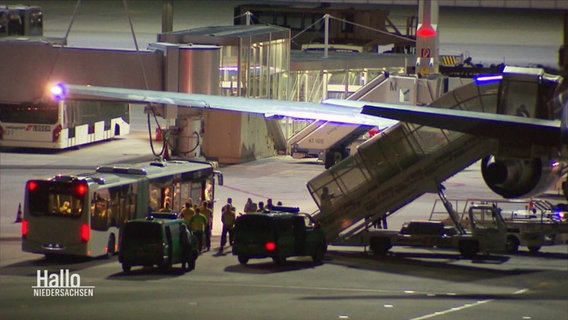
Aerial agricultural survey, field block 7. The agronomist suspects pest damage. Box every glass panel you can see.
[500,80,538,117]
[28,181,84,217]
[0,103,58,124]
[91,190,111,230]
[334,157,370,195]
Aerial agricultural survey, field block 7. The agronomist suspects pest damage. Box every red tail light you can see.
[80,224,90,243]
[27,181,38,192]
[265,241,276,252]
[52,124,62,142]
[21,219,28,238]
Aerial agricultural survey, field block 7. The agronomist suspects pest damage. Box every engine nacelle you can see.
[481,155,562,199]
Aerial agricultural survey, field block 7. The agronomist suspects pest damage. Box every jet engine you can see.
[481,155,563,199]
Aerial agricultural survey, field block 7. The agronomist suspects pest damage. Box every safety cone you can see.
[14,203,22,223]
[155,128,162,142]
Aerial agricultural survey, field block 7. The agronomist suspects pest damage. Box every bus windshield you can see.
[27,181,85,217]
[0,104,58,124]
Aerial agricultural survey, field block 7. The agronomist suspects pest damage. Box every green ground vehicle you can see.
[232,211,327,265]
[119,215,199,273]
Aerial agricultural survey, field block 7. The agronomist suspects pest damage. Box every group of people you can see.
[178,199,213,253]
[243,197,282,214]
[218,197,283,252]
[160,196,283,254]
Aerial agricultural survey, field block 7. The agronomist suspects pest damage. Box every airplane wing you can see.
[52,83,562,146]
[354,101,562,146]
[54,84,399,128]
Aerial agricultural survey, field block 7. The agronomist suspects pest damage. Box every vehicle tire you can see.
[105,234,116,259]
[122,263,131,273]
[272,255,286,265]
[369,237,390,256]
[528,246,541,254]
[459,240,479,259]
[159,259,172,272]
[505,236,520,254]
[238,255,249,265]
[324,152,335,169]
[312,246,325,264]
[188,250,198,271]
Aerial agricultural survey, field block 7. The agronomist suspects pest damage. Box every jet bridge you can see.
[288,73,390,167]
[289,72,446,168]
[308,80,500,242]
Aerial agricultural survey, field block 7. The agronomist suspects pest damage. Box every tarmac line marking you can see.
[408,288,531,319]
[409,299,493,320]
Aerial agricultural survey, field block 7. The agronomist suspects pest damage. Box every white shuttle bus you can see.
[0,100,130,149]
[22,159,221,258]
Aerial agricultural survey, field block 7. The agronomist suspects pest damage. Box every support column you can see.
[161,0,173,33]
[416,0,439,76]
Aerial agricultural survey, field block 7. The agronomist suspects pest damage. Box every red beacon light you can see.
[416,24,436,38]
[74,183,88,197]
[50,83,67,101]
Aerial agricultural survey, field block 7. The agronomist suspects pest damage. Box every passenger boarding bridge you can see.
[308,76,507,242]
[287,71,459,168]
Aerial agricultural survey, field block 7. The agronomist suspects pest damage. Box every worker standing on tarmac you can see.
[179,200,195,228]
[243,198,256,213]
[189,207,208,252]
[220,204,236,252]
[266,198,274,211]
[200,200,213,251]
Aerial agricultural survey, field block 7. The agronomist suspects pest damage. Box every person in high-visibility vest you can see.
[200,200,213,252]
[179,200,195,228]
[189,208,208,252]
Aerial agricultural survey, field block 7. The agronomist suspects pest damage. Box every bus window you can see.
[204,181,213,203]
[28,9,43,35]
[162,186,172,210]
[0,12,7,35]
[91,191,111,230]
[48,194,82,217]
[8,11,22,35]
[92,185,139,230]
[0,104,58,124]
[109,184,138,227]
[26,180,84,217]
[189,181,203,207]
[0,5,43,37]
[179,182,191,208]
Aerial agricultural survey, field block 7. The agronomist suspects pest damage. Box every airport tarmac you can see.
[2,133,568,320]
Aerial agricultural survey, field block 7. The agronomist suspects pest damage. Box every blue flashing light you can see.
[474,75,502,85]
[50,83,67,101]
